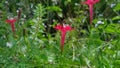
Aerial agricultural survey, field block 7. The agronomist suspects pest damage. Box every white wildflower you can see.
[75,3,79,6]
[5,1,8,4]
[95,21,104,27]
[97,21,104,24]
[6,42,13,48]
[47,53,55,63]
[110,4,116,8]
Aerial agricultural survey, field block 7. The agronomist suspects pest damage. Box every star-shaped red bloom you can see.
[55,24,73,52]
[6,18,17,32]
[83,0,100,25]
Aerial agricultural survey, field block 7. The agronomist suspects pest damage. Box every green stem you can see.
[72,44,75,61]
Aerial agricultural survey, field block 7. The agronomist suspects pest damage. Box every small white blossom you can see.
[95,21,104,27]
[24,15,26,18]
[5,1,8,4]
[21,46,27,53]
[118,20,120,23]
[95,24,98,27]
[48,56,54,63]
[48,55,54,63]
[6,42,13,48]
[110,4,116,8]
[75,3,79,6]
[99,14,103,17]
[97,21,104,24]
[16,10,19,13]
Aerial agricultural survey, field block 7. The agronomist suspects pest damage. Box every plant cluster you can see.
[0,0,120,68]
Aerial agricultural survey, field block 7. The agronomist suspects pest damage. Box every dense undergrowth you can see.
[0,0,120,68]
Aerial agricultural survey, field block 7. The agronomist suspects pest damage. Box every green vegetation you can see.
[0,0,120,68]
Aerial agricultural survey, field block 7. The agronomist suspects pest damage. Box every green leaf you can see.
[105,24,118,33]
[114,60,120,65]
[114,3,120,11]
[0,3,3,8]
[112,16,120,20]
[46,6,62,12]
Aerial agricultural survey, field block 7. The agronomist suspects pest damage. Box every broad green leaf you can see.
[46,6,62,12]
[112,16,120,20]
[114,3,120,11]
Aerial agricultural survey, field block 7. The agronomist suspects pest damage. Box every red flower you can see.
[83,0,99,25]
[55,24,73,52]
[6,18,16,32]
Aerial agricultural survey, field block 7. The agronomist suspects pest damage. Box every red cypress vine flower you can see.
[55,24,73,52]
[6,18,16,32]
[83,0,100,25]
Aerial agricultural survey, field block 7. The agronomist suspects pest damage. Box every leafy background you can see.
[0,0,120,68]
